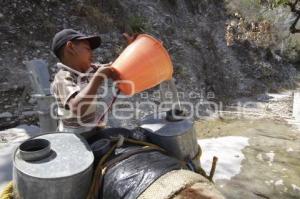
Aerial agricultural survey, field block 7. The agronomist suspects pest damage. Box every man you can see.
[50,29,115,137]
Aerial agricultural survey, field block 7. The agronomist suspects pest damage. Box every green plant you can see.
[128,15,147,33]
[268,0,290,8]
[175,66,188,76]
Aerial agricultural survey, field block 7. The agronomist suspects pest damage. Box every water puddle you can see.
[197,136,249,180]
[196,119,300,199]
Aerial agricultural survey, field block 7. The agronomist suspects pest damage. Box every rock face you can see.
[117,0,297,97]
[0,0,297,128]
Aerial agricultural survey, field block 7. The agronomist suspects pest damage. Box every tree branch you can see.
[288,0,300,33]
[291,13,300,33]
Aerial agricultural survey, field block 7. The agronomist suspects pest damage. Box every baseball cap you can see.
[51,29,101,57]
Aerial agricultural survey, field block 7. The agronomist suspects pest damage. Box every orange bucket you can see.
[112,34,173,95]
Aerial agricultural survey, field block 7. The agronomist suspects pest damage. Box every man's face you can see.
[71,40,93,71]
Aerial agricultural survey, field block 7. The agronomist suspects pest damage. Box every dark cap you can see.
[51,29,101,57]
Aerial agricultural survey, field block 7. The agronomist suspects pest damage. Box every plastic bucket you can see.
[112,34,173,95]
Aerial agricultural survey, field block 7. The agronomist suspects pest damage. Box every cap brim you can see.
[76,36,101,50]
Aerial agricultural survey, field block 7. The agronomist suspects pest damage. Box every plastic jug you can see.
[112,34,173,95]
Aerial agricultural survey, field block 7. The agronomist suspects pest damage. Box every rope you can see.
[96,89,120,124]
[0,181,13,199]
[86,141,118,199]
[86,136,167,199]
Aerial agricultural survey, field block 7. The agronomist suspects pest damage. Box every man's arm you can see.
[68,66,113,116]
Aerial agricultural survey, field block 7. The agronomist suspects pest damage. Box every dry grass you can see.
[73,4,114,32]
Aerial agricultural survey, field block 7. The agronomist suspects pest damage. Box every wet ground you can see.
[195,119,300,199]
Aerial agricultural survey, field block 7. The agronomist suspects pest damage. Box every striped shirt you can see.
[51,63,102,133]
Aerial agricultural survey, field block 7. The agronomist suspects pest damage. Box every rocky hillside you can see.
[0,0,298,129]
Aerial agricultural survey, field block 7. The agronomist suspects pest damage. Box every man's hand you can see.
[68,64,117,116]
[92,62,112,70]
[96,65,119,80]
[98,66,113,78]
[123,33,138,45]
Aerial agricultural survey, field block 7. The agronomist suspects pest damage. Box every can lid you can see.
[14,133,94,179]
[140,112,193,136]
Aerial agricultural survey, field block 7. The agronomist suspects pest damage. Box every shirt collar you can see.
[57,63,95,76]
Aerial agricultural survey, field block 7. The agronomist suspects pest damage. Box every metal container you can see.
[140,111,199,161]
[13,133,94,199]
[25,59,57,131]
